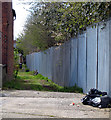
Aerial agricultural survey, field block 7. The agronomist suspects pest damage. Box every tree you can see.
[17,13,55,55]
[17,2,111,55]
[33,2,111,40]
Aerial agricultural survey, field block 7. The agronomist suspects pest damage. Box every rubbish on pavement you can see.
[70,102,75,106]
[77,105,79,107]
[72,102,75,105]
[33,70,38,75]
[81,88,111,108]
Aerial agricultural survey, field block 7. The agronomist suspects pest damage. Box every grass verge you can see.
[3,71,83,93]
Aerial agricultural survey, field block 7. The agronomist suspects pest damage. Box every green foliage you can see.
[14,68,19,78]
[3,79,22,90]
[22,64,30,72]
[59,84,83,93]
[31,2,111,39]
[14,48,19,65]
[14,48,19,78]
[3,71,83,93]
[16,15,55,55]
[17,2,111,54]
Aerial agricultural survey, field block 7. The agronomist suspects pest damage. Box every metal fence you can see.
[26,20,111,95]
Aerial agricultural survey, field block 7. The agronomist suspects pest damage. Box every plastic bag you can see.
[81,88,111,108]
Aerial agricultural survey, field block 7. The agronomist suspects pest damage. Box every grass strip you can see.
[3,71,83,93]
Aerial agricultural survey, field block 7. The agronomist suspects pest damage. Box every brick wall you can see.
[0,2,2,64]
[2,2,14,81]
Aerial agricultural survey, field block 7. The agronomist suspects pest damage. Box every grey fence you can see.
[26,20,111,95]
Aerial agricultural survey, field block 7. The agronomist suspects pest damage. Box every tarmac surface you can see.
[0,90,110,119]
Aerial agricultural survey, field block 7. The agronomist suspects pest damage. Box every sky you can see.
[12,0,30,40]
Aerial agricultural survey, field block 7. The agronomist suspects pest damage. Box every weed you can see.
[3,71,83,93]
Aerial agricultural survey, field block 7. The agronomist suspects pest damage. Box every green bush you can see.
[14,69,18,78]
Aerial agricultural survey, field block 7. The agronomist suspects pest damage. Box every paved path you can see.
[0,90,110,118]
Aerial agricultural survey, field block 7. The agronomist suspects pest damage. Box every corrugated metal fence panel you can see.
[59,44,65,86]
[52,46,59,84]
[45,49,50,78]
[28,54,31,70]
[44,51,47,77]
[39,52,42,74]
[55,47,61,85]
[31,54,33,70]
[27,54,30,69]
[47,48,52,80]
[51,47,55,82]
[26,20,111,95]
[52,45,65,86]
[86,27,97,91]
[46,49,49,78]
[109,19,111,97]
[40,52,44,75]
[29,54,31,70]
[70,38,77,86]
[33,53,35,71]
[34,52,39,72]
[28,54,30,69]
[78,34,87,93]
[26,55,28,69]
[98,21,109,93]
[32,53,35,71]
[38,52,41,73]
[41,52,45,76]
[49,47,53,80]
[62,43,66,86]
[64,41,71,87]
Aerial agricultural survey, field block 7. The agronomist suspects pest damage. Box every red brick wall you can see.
[0,2,2,64]
[2,2,8,65]
[2,2,14,81]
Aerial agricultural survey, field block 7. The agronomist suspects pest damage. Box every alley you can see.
[1,90,110,118]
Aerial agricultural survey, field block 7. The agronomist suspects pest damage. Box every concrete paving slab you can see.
[1,90,110,118]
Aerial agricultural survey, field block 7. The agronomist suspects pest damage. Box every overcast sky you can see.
[12,0,30,40]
